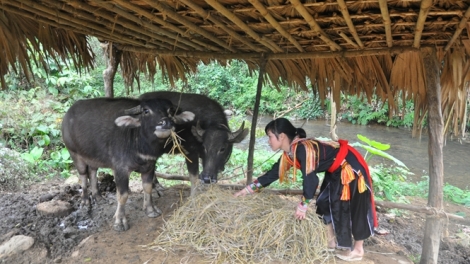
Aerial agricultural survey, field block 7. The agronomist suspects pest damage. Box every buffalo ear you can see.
[115,116,142,127]
[173,111,195,124]
[228,121,249,143]
[191,122,204,142]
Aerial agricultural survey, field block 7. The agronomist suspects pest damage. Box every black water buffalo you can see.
[139,91,249,194]
[61,97,194,231]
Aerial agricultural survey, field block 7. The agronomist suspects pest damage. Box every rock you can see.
[0,235,34,258]
[0,229,19,244]
[65,175,79,185]
[224,109,233,116]
[37,200,73,217]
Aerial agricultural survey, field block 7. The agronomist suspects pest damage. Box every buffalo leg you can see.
[186,154,201,197]
[72,157,92,207]
[141,171,162,217]
[113,170,129,231]
[88,167,104,204]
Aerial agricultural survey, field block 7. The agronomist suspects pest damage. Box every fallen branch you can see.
[375,200,470,226]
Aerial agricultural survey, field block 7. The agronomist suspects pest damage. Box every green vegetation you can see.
[1,40,469,207]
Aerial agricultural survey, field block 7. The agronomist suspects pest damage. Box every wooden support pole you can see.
[103,42,122,98]
[247,58,267,184]
[420,47,444,264]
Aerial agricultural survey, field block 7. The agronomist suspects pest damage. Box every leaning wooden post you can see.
[420,47,444,264]
[102,42,122,98]
[246,58,267,184]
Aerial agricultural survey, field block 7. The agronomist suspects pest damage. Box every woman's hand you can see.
[234,186,254,197]
[234,188,248,197]
[295,202,307,220]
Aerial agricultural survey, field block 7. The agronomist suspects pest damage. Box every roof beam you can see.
[337,32,359,49]
[336,0,363,48]
[413,0,433,48]
[91,0,205,51]
[178,0,265,52]
[110,0,222,52]
[204,0,283,53]
[121,46,420,60]
[248,0,304,52]
[444,7,470,52]
[140,0,237,52]
[289,0,342,51]
[378,0,393,47]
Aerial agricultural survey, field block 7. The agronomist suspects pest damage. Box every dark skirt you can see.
[316,152,375,248]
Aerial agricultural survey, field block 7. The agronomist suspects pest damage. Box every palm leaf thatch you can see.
[0,12,94,90]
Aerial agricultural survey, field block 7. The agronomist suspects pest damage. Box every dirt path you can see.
[0,177,469,264]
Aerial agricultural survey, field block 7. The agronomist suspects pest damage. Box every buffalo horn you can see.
[123,105,142,115]
[193,121,205,137]
[228,121,245,141]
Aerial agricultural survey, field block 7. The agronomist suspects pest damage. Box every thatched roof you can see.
[0,0,469,135]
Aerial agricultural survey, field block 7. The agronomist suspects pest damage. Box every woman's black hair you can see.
[265,118,306,141]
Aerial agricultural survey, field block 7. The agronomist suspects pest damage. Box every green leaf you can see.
[30,146,44,160]
[351,142,408,168]
[357,134,390,150]
[21,153,35,163]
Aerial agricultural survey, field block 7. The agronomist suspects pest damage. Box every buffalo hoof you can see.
[147,211,161,218]
[113,222,129,232]
[80,199,91,208]
[146,207,162,218]
[92,194,106,205]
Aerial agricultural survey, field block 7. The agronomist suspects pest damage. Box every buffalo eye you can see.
[219,147,226,153]
[143,108,150,115]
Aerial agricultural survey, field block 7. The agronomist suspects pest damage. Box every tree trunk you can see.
[420,47,444,264]
[102,42,122,98]
[246,59,267,184]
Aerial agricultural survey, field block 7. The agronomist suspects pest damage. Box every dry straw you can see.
[150,186,332,263]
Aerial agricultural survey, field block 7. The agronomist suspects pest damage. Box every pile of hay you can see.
[150,186,332,263]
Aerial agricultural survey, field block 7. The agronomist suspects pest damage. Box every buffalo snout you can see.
[200,173,217,184]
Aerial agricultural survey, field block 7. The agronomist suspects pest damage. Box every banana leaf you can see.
[350,142,408,168]
[357,134,390,151]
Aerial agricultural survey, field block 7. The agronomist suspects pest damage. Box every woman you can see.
[234,118,378,261]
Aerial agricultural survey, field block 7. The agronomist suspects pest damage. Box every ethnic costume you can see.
[250,138,378,248]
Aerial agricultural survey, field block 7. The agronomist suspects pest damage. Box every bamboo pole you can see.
[120,45,420,59]
[378,0,393,48]
[178,0,264,52]
[248,0,304,52]
[204,0,283,53]
[141,0,236,52]
[338,31,359,49]
[208,11,464,28]
[289,0,342,51]
[92,0,205,51]
[375,201,470,226]
[336,0,363,48]
[62,0,193,51]
[413,0,433,48]
[444,7,470,52]
[110,0,220,52]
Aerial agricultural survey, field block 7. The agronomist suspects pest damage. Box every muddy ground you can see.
[0,174,469,264]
